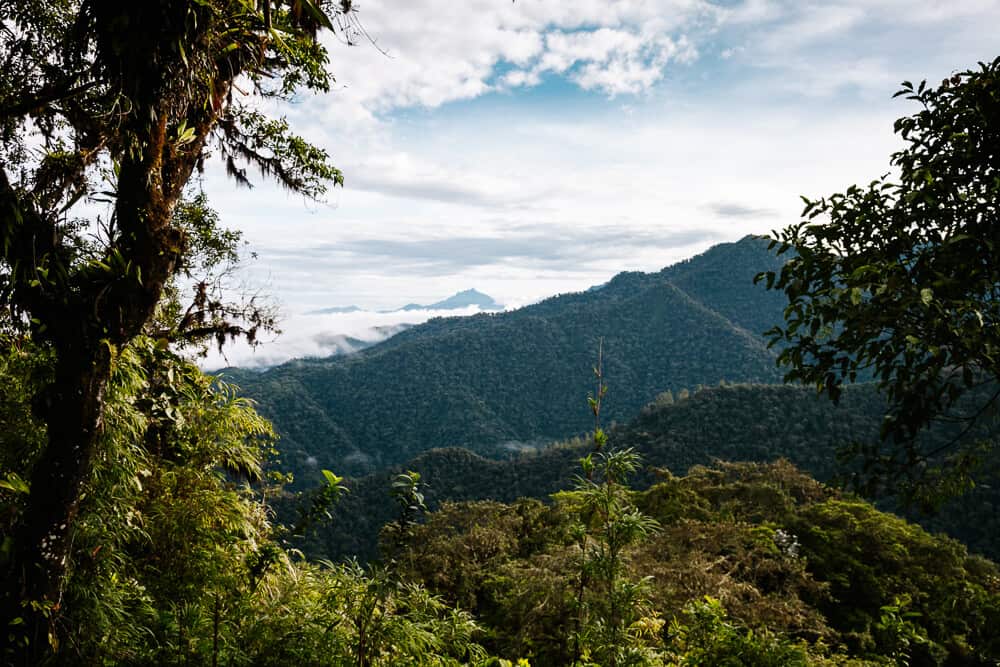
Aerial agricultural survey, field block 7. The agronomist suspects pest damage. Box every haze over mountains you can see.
[204,289,504,369]
[224,235,790,479]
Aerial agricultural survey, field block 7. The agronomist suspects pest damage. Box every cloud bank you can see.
[202,305,496,370]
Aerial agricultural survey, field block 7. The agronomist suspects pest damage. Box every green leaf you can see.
[321,469,343,487]
[0,474,30,495]
[296,0,335,31]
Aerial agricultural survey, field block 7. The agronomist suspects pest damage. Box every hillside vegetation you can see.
[392,460,1000,665]
[226,236,789,479]
[303,383,1000,564]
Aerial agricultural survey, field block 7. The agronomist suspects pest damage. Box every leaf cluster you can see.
[759,57,1000,497]
[0,338,495,665]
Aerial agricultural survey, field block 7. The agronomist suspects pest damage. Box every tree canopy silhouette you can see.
[760,57,1000,503]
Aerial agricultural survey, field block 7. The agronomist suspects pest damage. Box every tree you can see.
[0,338,493,664]
[759,57,1000,502]
[572,448,662,666]
[0,0,346,648]
[380,470,429,568]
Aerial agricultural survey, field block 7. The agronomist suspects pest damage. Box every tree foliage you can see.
[0,0,345,648]
[393,461,1000,665]
[0,339,491,665]
[569,449,662,666]
[308,382,1000,565]
[760,57,1000,501]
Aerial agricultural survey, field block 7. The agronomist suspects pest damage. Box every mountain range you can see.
[232,234,1000,567]
[223,235,790,480]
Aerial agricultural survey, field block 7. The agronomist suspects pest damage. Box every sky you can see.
[197,0,1000,367]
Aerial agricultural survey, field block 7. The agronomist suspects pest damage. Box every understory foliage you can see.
[0,340,485,665]
[568,448,662,666]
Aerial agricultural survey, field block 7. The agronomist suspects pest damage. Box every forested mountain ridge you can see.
[304,382,1000,564]
[225,235,789,479]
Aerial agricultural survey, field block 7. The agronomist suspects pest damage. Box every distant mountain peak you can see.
[308,289,503,316]
[402,289,503,312]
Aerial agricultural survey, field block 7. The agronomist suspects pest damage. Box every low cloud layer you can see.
[202,305,495,370]
[259,226,721,277]
[708,202,779,219]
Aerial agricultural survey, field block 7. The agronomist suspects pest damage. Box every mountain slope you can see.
[305,382,1000,564]
[304,382,881,560]
[225,235,789,478]
[660,235,790,337]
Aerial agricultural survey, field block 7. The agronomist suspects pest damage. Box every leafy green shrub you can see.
[667,596,809,667]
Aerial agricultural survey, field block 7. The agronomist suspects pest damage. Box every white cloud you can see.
[539,29,634,75]
[194,0,1000,371]
[269,0,1000,142]
[500,68,541,88]
[722,0,785,24]
[758,4,865,52]
[317,0,1000,111]
[309,0,718,123]
[508,29,700,97]
[343,151,552,209]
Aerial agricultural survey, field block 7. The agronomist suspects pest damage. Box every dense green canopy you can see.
[761,57,1000,502]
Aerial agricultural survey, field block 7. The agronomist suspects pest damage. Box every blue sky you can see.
[199,0,1000,365]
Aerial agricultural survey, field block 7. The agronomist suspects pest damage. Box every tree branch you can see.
[0,79,98,122]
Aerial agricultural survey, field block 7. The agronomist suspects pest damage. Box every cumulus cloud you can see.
[308,0,718,124]
[276,0,1000,142]
[495,28,700,97]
